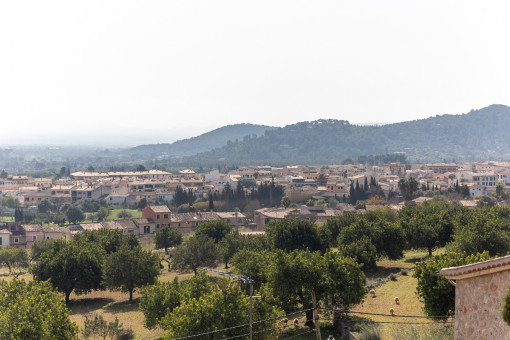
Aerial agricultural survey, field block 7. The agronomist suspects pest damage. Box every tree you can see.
[30,239,55,261]
[476,195,497,208]
[140,274,213,329]
[82,314,123,340]
[171,234,219,275]
[154,226,183,253]
[160,280,283,338]
[339,236,377,270]
[208,193,215,211]
[117,210,132,219]
[136,198,148,210]
[399,201,460,256]
[414,251,490,318]
[102,243,160,302]
[218,230,244,269]
[338,209,405,262]
[448,207,510,256]
[267,249,365,327]
[0,279,79,339]
[1,196,19,209]
[136,164,147,171]
[66,205,85,224]
[317,173,327,186]
[38,199,56,214]
[496,183,506,199]
[0,246,29,275]
[281,196,291,208]
[195,220,232,243]
[31,239,104,303]
[96,206,110,221]
[265,219,329,253]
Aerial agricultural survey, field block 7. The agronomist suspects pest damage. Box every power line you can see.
[170,308,314,340]
[319,308,454,319]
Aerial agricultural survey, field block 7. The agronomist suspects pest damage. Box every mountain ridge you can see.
[167,104,510,165]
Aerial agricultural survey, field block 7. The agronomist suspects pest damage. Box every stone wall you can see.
[455,270,510,339]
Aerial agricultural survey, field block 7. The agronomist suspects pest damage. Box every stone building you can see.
[440,255,510,339]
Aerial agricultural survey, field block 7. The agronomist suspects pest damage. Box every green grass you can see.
[83,208,142,223]
[351,248,451,340]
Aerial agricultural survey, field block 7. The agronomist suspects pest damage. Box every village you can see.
[0,161,508,247]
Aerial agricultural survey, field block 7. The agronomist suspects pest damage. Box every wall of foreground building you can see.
[454,270,510,339]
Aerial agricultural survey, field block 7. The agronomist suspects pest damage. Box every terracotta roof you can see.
[115,219,137,230]
[43,226,62,233]
[255,208,293,219]
[0,228,11,234]
[80,223,104,231]
[170,212,220,223]
[21,224,44,232]
[440,255,510,280]
[215,212,247,219]
[149,205,171,213]
[132,218,153,226]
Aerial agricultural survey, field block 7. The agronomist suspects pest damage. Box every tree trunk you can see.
[428,246,432,257]
[305,309,315,328]
[65,291,71,304]
[129,289,133,303]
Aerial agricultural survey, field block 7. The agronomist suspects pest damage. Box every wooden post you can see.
[312,291,321,340]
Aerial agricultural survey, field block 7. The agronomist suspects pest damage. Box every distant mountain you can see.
[174,105,510,165]
[127,124,274,159]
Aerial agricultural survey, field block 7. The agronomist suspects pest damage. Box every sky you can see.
[1,1,510,146]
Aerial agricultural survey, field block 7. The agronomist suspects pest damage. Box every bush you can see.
[117,210,132,219]
[390,274,397,281]
[401,269,408,276]
[116,329,135,340]
[502,287,510,327]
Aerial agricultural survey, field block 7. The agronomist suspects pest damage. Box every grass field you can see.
[351,248,451,340]
[0,247,448,340]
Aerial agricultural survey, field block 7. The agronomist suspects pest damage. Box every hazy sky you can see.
[1,1,510,145]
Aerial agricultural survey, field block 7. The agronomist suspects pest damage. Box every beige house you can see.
[440,255,510,339]
[0,229,10,247]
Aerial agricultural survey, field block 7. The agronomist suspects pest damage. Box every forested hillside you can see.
[172,105,510,166]
[126,123,273,159]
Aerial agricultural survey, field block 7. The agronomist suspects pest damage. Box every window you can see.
[33,236,37,241]
[157,214,160,219]
[164,214,168,219]
[46,236,50,240]
[144,226,150,234]
[14,238,18,243]
[157,224,160,229]
[10,226,15,231]
[0,238,2,245]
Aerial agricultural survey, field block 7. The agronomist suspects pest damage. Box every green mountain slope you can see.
[127,124,274,159]
[176,104,510,165]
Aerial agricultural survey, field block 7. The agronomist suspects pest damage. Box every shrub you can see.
[390,274,397,281]
[502,287,510,327]
[401,269,408,276]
